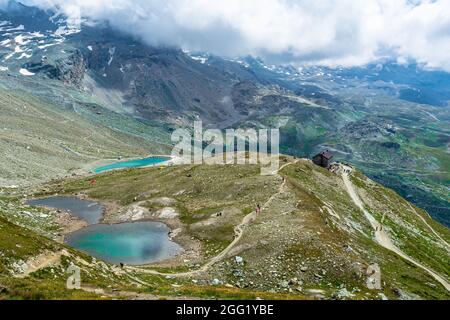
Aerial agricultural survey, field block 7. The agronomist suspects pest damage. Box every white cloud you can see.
[4,0,450,71]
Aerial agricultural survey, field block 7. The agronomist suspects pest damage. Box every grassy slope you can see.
[211,160,449,299]
[11,159,446,300]
[0,89,170,186]
[39,162,282,258]
[0,213,109,300]
[325,94,450,226]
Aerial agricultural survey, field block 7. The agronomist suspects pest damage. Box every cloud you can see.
[3,0,450,71]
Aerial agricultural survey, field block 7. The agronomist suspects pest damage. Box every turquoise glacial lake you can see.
[27,197,182,264]
[65,222,183,265]
[93,156,170,173]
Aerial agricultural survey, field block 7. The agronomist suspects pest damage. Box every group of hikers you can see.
[216,204,262,218]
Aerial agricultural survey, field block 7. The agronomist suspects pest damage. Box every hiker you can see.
[256,204,261,214]
[120,263,124,269]
[90,179,97,186]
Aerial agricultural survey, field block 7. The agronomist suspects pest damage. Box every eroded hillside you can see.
[0,89,170,186]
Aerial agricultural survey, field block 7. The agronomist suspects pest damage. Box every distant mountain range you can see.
[0,1,449,226]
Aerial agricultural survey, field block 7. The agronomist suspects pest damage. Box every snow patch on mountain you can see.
[0,39,10,46]
[19,68,34,76]
[38,43,56,49]
[14,35,30,45]
[191,56,207,64]
[16,52,32,59]
[54,24,81,37]
[4,25,24,32]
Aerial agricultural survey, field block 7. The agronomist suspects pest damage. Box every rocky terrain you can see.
[0,158,449,300]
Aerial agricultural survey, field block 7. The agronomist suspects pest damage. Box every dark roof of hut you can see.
[315,151,333,159]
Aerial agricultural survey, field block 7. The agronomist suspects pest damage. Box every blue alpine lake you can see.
[27,196,182,264]
[65,222,183,265]
[93,156,170,173]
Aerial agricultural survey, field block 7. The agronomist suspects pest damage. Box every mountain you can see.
[0,1,449,301]
[1,2,448,226]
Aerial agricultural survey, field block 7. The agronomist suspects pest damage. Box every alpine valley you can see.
[0,1,448,300]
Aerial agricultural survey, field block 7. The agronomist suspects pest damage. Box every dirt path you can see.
[126,159,298,278]
[340,165,450,292]
[79,285,201,300]
[15,250,69,278]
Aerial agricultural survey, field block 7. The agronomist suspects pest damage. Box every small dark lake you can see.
[26,196,104,225]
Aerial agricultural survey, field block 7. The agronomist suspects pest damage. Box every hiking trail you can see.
[125,160,298,277]
[340,165,450,292]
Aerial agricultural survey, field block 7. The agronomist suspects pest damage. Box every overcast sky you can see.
[2,0,450,71]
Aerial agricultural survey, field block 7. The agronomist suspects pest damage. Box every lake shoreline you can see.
[65,221,183,266]
[25,195,188,266]
[82,154,178,174]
